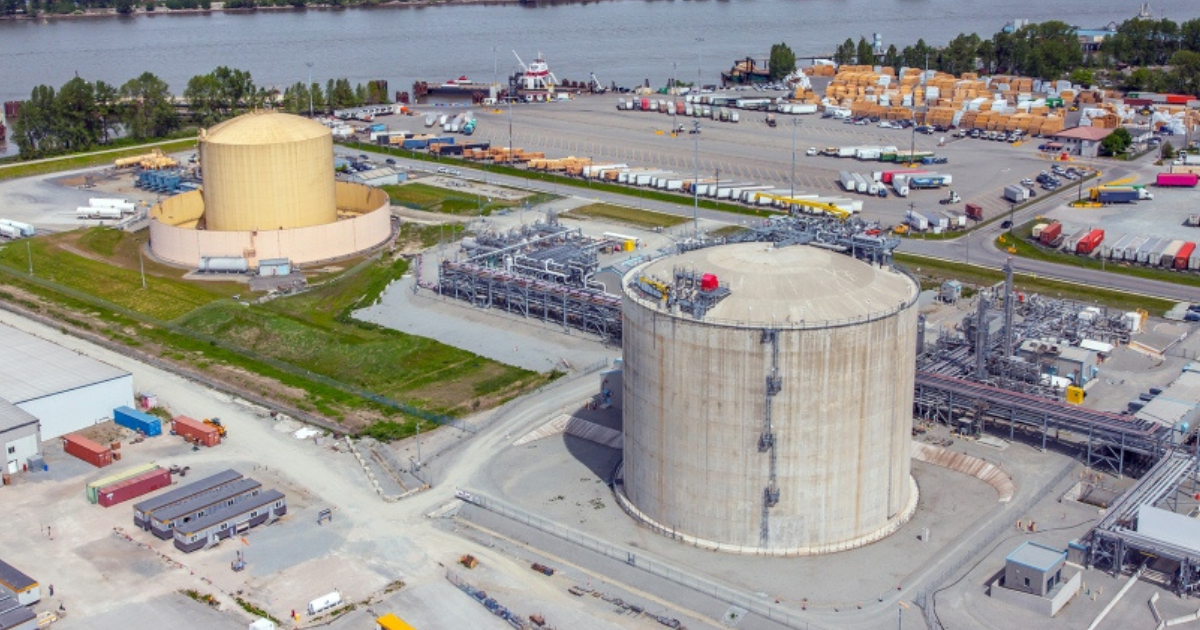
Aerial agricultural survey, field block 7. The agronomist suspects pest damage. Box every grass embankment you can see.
[342,140,773,219]
[0,227,548,436]
[382,182,557,217]
[997,221,1200,289]
[0,138,197,182]
[560,203,688,229]
[894,252,1177,314]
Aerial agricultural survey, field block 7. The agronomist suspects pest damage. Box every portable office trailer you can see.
[148,478,263,539]
[172,489,286,553]
[0,594,36,630]
[0,559,38,606]
[132,469,245,530]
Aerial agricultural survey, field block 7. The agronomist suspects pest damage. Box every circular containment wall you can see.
[619,242,920,555]
[199,111,337,231]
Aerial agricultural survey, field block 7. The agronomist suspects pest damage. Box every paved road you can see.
[342,146,1200,303]
[899,164,1200,303]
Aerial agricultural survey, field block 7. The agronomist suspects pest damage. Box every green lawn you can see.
[0,230,238,320]
[382,182,556,217]
[894,252,1178,314]
[0,138,197,182]
[0,228,550,431]
[560,203,688,229]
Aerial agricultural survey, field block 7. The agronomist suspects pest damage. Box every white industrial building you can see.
[0,324,133,440]
[0,402,39,476]
[349,167,403,187]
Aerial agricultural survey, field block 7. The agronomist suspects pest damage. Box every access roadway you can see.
[341,147,1200,304]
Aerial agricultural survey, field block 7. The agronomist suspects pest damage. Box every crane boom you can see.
[513,51,528,72]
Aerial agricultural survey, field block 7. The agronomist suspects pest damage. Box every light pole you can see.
[672,61,678,133]
[790,118,800,198]
[306,62,314,117]
[695,37,704,89]
[692,120,701,238]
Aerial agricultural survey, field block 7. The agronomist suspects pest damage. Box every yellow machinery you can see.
[1065,386,1085,405]
[752,192,852,220]
[638,276,670,300]
[892,224,909,235]
[376,614,418,630]
[203,418,226,437]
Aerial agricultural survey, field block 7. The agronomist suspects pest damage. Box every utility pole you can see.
[692,121,701,238]
[139,247,146,290]
[306,62,314,117]
[26,241,32,276]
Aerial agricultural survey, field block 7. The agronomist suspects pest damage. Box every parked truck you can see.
[1076,229,1105,255]
[964,203,983,220]
[1003,184,1029,203]
[1094,186,1153,203]
[838,171,856,192]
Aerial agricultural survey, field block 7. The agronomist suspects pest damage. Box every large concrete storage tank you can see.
[199,111,337,231]
[619,242,920,555]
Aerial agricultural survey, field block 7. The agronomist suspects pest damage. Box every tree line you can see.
[819,16,1200,95]
[2,0,400,16]
[12,67,387,160]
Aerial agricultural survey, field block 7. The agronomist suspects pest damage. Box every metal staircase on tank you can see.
[759,329,782,546]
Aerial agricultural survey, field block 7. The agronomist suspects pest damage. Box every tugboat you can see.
[510,51,563,102]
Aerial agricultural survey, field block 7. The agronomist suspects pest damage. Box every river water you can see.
[0,0,1196,154]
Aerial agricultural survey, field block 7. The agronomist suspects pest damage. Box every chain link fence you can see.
[454,489,832,630]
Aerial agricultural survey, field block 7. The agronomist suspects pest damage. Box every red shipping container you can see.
[965,203,983,220]
[700,273,718,291]
[1176,243,1196,270]
[1166,94,1191,105]
[1124,98,1153,107]
[63,434,112,468]
[97,468,171,507]
[1039,222,1063,246]
[882,169,926,184]
[172,416,220,447]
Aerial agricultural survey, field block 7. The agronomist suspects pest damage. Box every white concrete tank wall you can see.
[620,243,919,554]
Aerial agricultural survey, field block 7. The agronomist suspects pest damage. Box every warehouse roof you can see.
[1051,126,1114,142]
[631,243,918,325]
[0,558,37,593]
[1006,541,1066,571]
[351,168,397,181]
[1137,371,1200,427]
[0,400,37,434]
[152,478,263,523]
[202,111,330,146]
[0,324,129,405]
[0,595,35,630]
[174,489,285,536]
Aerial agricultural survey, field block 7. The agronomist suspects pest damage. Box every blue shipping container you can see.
[369,123,387,132]
[114,406,163,437]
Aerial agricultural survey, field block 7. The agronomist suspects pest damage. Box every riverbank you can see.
[0,0,594,22]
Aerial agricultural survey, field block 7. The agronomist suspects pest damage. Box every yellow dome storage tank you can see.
[199,111,337,232]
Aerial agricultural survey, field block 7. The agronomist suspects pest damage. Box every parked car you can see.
[806,147,818,156]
